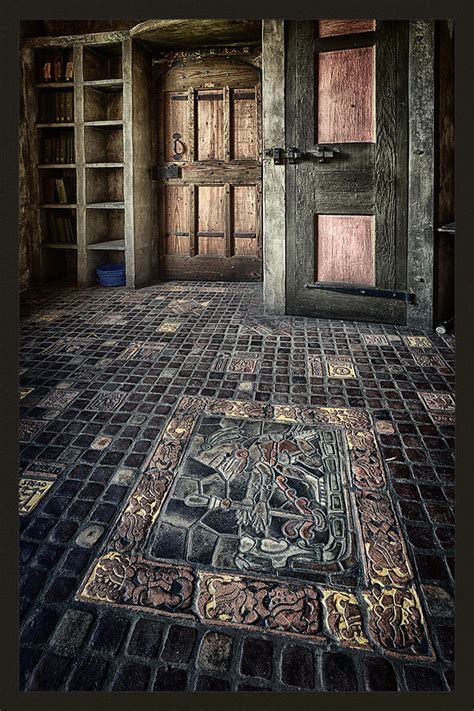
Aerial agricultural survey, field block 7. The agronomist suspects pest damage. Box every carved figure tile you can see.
[412,352,451,372]
[197,572,322,638]
[347,430,386,489]
[38,389,80,410]
[325,356,357,379]
[356,491,413,587]
[158,322,182,332]
[308,354,324,376]
[418,391,455,412]
[89,391,127,413]
[322,589,371,649]
[363,585,435,660]
[19,477,55,515]
[362,334,388,345]
[81,552,195,616]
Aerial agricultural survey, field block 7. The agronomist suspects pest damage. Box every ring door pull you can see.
[172,132,186,161]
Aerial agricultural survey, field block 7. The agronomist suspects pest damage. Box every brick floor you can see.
[19,281,455,692]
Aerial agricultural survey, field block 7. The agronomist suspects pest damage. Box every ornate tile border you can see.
[77,396,435,661]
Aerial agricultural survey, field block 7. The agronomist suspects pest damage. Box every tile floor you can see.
[19,282,455,692]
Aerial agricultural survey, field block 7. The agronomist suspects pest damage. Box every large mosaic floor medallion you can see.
[78,397,435,660]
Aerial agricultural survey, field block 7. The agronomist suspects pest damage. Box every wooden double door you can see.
[286,20,410,323]
[157,57,262,281]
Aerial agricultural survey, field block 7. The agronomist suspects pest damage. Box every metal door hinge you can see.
[157,164,182,179]
[304,283,416,303]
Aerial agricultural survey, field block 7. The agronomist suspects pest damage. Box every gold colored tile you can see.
[326,357,356,379]
[158,322,181,333]
[403,336,432,348]
[322,589,371,649]
[19,477,55,515]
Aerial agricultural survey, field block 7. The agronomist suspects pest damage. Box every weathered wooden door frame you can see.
[261,19,436,330]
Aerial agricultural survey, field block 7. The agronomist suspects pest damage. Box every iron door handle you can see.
[172,132,186,161]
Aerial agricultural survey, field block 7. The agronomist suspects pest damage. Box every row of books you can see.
[38,91,74,123]
[41,134,75,164]
[45,213,76,244]
[42,177,75,204]
[37,50,74,83]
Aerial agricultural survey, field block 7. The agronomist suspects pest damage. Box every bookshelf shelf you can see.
[84,120,123,128]
[36,123,75,128]
[38,164,76,169]
[41,243,78,250]
[40,204,77,209]
[87,239,125,250]
[36,82,73,89]
[86,202,125,209]
[86,163,124,168]
[84,79,123,90]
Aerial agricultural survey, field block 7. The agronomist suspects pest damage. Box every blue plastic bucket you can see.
[96,263,126,287]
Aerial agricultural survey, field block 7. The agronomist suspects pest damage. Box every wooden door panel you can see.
[317,46,375,143]
[287,21,408,323]
[231,89,258,160]
[197,185,225,255]
[196,90,225,161]
[315,214,375,285]
[164,185,189,255]
[163,92,189,163]
[318,20,376,38]
[158,57,262,281]
[233,185,257,256]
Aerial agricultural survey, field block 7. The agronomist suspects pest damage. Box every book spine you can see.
[42,52,52,83]
[59,133,66,164]
[59,92,65,122]
[38,93,44,123]
[53,52,63,82]
[65,92,73,122]
[66,216,75,244]
[65,51,74,82]
[56,214,65,243]
[54,92,60,122]
[47,212,57,242]
[55,178,67,204]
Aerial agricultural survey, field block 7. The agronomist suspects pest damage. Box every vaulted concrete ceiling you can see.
[130,19,262,49]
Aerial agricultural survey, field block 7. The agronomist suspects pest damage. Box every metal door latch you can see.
[265,145,339,164]
[264,147,304,164]
[310,145,340,163]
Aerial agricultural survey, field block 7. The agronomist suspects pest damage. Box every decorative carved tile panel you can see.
[78,396,434,660]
